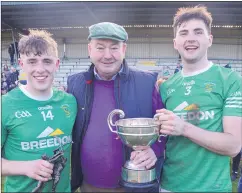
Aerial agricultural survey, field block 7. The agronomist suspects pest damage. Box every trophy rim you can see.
[117,131,158,136]
[116,118,158,127]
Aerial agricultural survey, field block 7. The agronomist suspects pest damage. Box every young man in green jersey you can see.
[1,30,77,192]
[155,5,242,192]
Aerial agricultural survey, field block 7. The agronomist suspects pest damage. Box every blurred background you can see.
[1,1,242,90]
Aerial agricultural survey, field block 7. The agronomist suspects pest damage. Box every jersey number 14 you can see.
[41,110,54,121]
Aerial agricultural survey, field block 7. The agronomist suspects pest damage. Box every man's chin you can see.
[184,57,199,64]
[33,84,51,91]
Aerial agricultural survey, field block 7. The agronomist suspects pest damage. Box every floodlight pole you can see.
[2,21,29,66]
[3,21,19,66]
[11,29,18,65]
[62,38,68,61]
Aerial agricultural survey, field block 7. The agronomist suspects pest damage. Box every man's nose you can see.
[185,33,198,43]
[103,48,112,59]
[35,62,46,72]
[186,39,196,44]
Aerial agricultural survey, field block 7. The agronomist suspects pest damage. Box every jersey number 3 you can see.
[185,86,192,95]
[41,110,54,121]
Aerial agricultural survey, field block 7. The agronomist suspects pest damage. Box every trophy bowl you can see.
[115,118,159,148]
[107,109,162,149]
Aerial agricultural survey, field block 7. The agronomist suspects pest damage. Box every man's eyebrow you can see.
[43,58,53,62]
[194,28,204,32]
[179,29,188,33]
[27,58,37,62]
[96,42,119,46]
[96,43,105,46]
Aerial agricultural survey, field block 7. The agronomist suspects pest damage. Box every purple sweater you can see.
[81,80,165,188]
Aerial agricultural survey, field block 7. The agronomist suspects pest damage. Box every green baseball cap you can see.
[88,22,128,42]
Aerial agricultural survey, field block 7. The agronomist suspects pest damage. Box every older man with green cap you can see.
[67,22,166,192]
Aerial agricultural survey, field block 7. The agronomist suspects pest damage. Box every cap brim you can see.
[88,35,125,42]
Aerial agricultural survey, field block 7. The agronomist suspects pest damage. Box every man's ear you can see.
[208,34,213,48]
[121,43,127,58]
[173,38,178,51]
[55,58,60,69]
[18,58,23,69]
[88,43,92,56]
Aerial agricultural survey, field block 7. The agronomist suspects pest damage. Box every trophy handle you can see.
[107,109,125,133]
[153,113,167,142]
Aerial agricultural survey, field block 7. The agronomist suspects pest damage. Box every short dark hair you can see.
[19,29,58,57]
[173,5,212,36]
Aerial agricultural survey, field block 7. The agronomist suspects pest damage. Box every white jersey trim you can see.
[19,85,53,101]
[225,97,242,108]
[181,61,213,77]
[225,105,242,108]
[226,101,242,104]
[226,97,242,101]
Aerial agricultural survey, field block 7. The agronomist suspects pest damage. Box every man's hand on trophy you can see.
[23,159,54,182]
[155,108,186,136]
[130,147,157,169]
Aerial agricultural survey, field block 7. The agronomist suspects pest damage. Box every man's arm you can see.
[183,116,241,157]
[156,109,241,157]
[2,158,28,176]
[2,158,53,181]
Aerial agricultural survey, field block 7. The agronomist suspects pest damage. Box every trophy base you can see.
[119,178,158,191]
[121,166,156,184]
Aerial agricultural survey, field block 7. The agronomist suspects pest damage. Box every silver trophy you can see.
[107,109,165,185]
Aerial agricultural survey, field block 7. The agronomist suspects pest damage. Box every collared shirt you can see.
[94,65,123,80]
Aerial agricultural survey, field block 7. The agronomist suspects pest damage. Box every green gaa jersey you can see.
[2,87,77,192]
[159,63,242,192]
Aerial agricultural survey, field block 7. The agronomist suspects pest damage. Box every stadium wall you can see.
[1,29,242,60]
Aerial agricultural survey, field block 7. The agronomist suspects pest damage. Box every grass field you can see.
[232,160,242,192]
[1,160,242,192]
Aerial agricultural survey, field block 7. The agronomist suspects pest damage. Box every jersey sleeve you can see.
[223,71,242,117]
[1,122,8,150]
[159,80,168,106]
[1,96,9,152]
[73,96,78,118]
[68,94,78,120]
